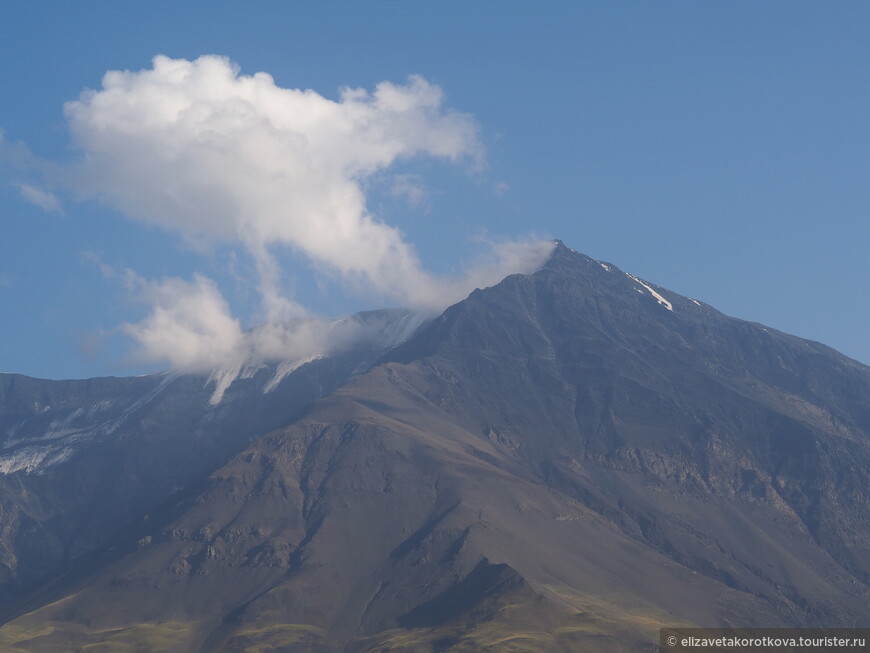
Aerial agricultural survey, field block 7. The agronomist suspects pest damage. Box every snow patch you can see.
[263,356,323,394]
[625,273,673,311]
[261,310,427,395]
[204,309,429,404]
[690,299,702,307]
[1,373,176,474]
[4,427,87,448]
[0,445,74,475]
[206,367,241,405]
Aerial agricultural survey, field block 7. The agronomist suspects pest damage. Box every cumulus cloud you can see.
[61,55,554,376]
[17,183,63,214]
[121,274,247,373]
[64,55,486,309]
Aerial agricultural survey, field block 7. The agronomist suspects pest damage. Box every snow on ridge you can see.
[203,309,430,405]
[625,273,673,311]
[204,360,265,404]
[206,367,241,405]
[598,261,612,272]
[262,356,323,394]
[365,310,429,350]
[3,427,87,449]
[0,445,74,475]
[1,372,176,475]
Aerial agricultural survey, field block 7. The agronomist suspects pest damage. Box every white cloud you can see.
[80,250,118,279]
[121,274,247,373]
[62,55,554,377]
[2,131,64,212]
[119,271,434,403]
[0,130,44,174]
[390,174,430,209]
[16,183,63,214]
[64,55,487,308]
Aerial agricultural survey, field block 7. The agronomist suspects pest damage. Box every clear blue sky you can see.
[2,1,869,379]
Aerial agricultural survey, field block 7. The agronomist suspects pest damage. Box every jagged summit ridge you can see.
[545,239,710,314]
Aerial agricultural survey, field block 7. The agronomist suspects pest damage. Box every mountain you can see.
[0,309,425,606]
[1,242,869,652]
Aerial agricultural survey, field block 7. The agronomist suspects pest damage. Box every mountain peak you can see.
[3,239,870,651]
[542,239,616,275]
[544,238,581,263]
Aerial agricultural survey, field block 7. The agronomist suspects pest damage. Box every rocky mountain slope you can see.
[0,309,424,608]
[1,243,869,652]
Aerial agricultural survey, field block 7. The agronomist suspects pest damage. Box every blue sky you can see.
[2,1,869,379]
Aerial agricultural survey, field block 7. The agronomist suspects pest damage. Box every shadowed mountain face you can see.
[1,243,870,652]
[0,309,424,607]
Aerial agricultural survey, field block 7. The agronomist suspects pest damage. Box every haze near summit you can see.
[48,55,554,375]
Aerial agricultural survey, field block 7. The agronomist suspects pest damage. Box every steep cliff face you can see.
[2,243,869,652]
